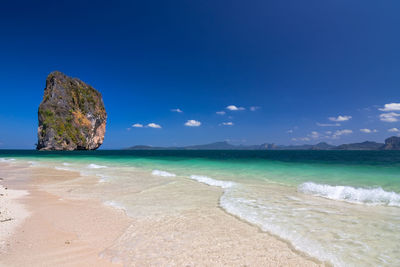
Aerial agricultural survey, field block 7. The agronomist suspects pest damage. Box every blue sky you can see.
[0,0,400,149]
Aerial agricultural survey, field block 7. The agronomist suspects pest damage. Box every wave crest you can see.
[189,175,236,189]
[151,170,176,177]
[0,158,15,163]
[298,182,400,207]
[87,164,108,169]
[104,201,127,211]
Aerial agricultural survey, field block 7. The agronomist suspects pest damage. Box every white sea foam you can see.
[97,174,110,183]
[151,170,176,177]
[87,164,108,169]
[0,158,16,163]
[189,175,236,189]
[62,162,71,166]
[54,167,71,171]
[28,161,39,166]
[298,182,400,207]
[219,193,341,266]
[104,200,127,211]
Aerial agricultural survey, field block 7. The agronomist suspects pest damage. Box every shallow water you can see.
[1,150,400,266]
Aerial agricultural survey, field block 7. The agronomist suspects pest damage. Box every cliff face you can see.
[382,136,400,150]
[37,71,107,151]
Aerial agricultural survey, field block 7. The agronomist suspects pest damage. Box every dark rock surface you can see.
[37,71,107,151]
[382,136,400,150]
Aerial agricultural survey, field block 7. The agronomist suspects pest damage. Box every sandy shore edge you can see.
[0,165,131,267]
[0,163,324,266]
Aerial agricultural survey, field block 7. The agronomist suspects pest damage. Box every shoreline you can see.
[0,164,131,266]
[0,161,322,266]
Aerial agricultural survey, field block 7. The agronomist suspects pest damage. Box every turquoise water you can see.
[1,150,400,266]
[2,150,400,192]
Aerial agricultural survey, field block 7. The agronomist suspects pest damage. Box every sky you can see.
[0,0,400,149]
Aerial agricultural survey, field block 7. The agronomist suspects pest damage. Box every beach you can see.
[0,158,321,266]
[2,0,399,265]
[1,150,400,266]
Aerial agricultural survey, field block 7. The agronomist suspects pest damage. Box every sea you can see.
[1,150,399,266]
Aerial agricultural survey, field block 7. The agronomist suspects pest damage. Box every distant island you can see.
[126,136,400,151]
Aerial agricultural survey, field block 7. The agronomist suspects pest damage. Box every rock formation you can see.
[37,71,107,151]
[382,136,400,150]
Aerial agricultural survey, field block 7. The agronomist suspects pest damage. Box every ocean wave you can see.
[219,193,341,266]
[0,158,16,163]
[97,174,110,183]
[298,182,400,207]
[87,163,108,169]
[62,162,71,166]
[151,170,176,177]
[189,175,236,189]
[104,200,127,211]
[54,166,70,171]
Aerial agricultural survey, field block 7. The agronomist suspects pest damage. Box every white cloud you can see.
[132,123,143,128]
[292,137,311,142]
[379,103,400,112]
[171,108,183,113]
[250,106,260,111]
[184,120,201,127]
[147,123,162,128]
[220,122,234,126]
[216,111,226,115]
[325,131,332,135]
[292,136,313,142]
[335,129,353,135]
[360,128,378,133]
[287,129,293,133]
[328,115,352,122]
[388,128,399,132]
[226,105,245,111]
[380,112,400,122]
[331,129,353,139]
[316,122,341,127]
[309,131,320,139]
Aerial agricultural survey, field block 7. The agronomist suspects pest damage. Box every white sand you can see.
[0,184,30,252]
[0,163,323,266]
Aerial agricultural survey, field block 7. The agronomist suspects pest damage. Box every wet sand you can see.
[0,163,322,266]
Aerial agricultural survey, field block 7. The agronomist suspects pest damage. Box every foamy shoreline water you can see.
[0,159,320,266]
[299,182,400,206]
[1,151,400,266]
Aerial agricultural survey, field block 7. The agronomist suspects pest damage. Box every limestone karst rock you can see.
[37,71,107,150]
[382,136,400,150]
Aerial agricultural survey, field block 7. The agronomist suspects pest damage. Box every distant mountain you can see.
[312,142,336,150]
[126,145,173,150]
[275,142,335,150]
[125,136,400,151]
[336,141,384,151]
[125,141,276,150]
[185,141,237,150]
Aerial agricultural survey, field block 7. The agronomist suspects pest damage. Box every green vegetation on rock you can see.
[37,71,107,151]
